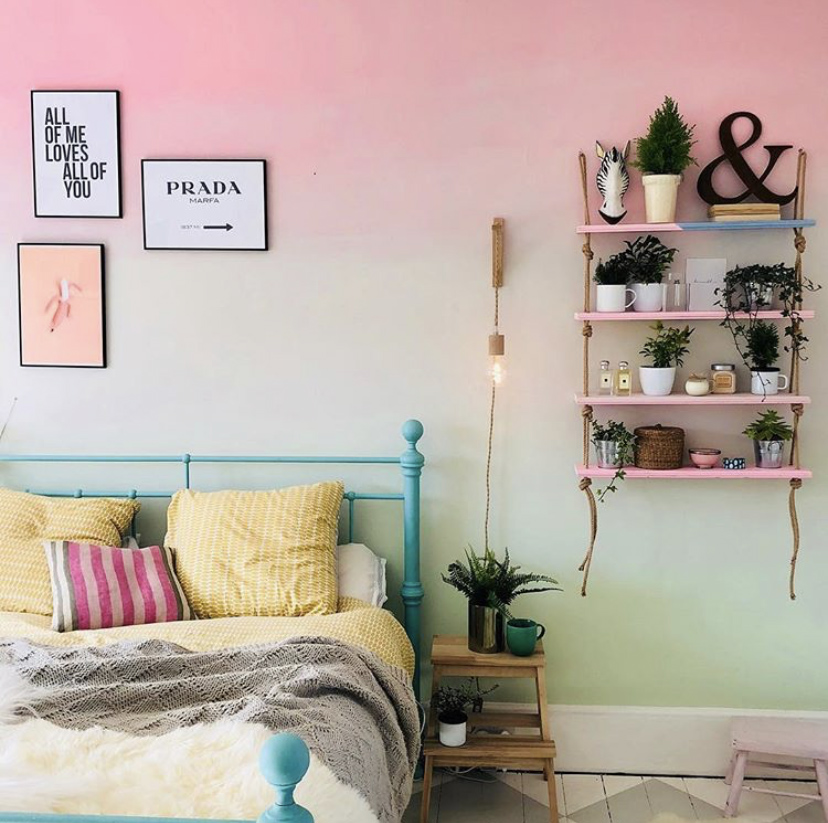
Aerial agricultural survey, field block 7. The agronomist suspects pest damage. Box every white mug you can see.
[751,370,788,396]
[595,284,636,313]
[631,283,664,313]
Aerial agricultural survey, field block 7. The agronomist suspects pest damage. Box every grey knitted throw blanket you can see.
[0,635,420,823]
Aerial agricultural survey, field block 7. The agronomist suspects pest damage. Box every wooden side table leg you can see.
[427,665,444,739]
[544,759,560,821]
[814,758,828,823]
[420,755,434,823]
[534,666,552,781]
[724,750,748,818]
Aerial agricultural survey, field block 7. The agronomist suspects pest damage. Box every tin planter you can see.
[595,440,621,468]
[468,604,505,654]
[754,440,785,469]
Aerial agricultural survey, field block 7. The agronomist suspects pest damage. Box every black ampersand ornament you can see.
[696,111,797,205]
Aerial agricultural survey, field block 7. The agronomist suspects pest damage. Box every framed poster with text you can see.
[141,159,268,250]
[31,90,122,218]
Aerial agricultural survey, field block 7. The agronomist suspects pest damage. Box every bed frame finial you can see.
[257,733,314,823]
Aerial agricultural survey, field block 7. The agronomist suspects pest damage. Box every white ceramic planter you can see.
[595,284,636,313]
[639,366,676,396]
[438,714,468,747]
[631,282,664,312]
[750,369,788,396]
[642,173,681,223]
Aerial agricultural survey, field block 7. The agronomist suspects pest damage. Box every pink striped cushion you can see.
[44,541,193,632]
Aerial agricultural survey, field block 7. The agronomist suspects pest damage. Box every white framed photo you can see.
[141,159,268,251]
[31,90,122,218]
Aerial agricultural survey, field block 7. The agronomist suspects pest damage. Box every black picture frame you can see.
[30,90,122,219]
[17,242,107,369]
[141,158,268,251]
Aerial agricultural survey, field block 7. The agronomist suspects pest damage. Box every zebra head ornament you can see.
[595,141,631,224]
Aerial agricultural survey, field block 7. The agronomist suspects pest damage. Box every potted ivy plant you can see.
[745,321,788,396]
[631,96,696,223]
[433,679,498,747]
[442,548,560,654]
[717,263,821,378]
[594,253,635,312]
[591,420,636,502]
[638,320,694,396]
[744,410,793,469]
[619,234,677,312]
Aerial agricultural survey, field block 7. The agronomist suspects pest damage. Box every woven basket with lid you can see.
[634,424,685,470]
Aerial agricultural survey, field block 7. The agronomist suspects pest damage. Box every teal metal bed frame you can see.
[0,420,425,823]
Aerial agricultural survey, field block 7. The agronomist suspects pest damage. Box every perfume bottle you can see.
[613,360,632,396]
[598,360,613,395]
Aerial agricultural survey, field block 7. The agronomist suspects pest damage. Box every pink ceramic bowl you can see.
[689,448,721,469]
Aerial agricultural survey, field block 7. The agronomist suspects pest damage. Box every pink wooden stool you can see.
[725,718,828,821]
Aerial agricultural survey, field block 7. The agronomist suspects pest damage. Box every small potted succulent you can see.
[591,420,636,502]
[638,320,694,396]
[593,253,635,312]
[745,321,788,396]
[619,235,677,312]
[631,96,696,223]
[442,548,560,654]
[433,679,498,747]
[744,410,793,469]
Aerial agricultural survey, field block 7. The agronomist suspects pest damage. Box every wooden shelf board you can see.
[575,393,811,406]
[575,310,815,322]
[468,710,542,729]
[577,219,815,234]
[423,736,556,761]
[575,464,812,480]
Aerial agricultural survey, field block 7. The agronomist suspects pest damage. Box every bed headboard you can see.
[0,419,426,698]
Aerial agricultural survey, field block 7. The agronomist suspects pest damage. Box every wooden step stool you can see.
[421,635,558,823]
[725,717,828,821]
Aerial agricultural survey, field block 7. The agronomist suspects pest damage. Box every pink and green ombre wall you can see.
[1,0,825,735]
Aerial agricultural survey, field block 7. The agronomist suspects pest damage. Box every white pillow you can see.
[336,543,387,607]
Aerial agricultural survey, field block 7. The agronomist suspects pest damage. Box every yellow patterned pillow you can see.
[0,489,140,615]
[165,482,344,619]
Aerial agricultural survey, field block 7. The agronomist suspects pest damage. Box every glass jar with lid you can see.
[711,363,736,394]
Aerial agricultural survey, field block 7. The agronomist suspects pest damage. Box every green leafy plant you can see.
[744,321,779,370]
[743,410,793,442]
[631,96,696,175]
[639,320,694,368]
[618,235,677,285]
[433,679,499,720]
[593,254,629,286]
[591,420,636,502]
[716,263,820,368]
[442,547,560,618]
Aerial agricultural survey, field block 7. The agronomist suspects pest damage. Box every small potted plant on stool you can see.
[433,680,498,747]
[631,96,696,223]
[744,410,793,469]
[639,320,694,396]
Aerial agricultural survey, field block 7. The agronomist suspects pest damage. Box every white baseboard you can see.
[484,702,828,776]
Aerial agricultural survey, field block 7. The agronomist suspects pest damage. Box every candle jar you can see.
[685,373,710,396]
[711,363,736,394]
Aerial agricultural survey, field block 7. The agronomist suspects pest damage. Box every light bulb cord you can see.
[484,280,500,553]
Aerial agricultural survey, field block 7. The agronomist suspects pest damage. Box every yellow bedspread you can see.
[0,597,414,676]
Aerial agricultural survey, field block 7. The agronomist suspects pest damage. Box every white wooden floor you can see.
[404,772,824,823]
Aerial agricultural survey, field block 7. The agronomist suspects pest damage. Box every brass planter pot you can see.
[468,604,505,654]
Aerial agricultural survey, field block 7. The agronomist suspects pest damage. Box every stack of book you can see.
[708,203,781,222]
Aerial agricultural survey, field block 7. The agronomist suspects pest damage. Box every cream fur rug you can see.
[0,670,377,822]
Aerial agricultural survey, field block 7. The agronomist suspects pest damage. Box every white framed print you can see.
[141,159,268,251]
[31,90,122,218]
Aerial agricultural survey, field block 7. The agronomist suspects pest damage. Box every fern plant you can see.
[442,547,560,618]
[632,96,696,175]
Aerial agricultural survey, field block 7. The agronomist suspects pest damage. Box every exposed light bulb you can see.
[489,355,506,385]
[488,332,505,385]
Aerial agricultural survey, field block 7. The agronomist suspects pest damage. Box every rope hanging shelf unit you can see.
[575,148,813,601]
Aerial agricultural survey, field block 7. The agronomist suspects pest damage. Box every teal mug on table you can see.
[506,618,545,657]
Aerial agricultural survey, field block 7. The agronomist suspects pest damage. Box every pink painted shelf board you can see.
[575,464,812,480]
[576,219,815,234]
[575,393,811,406]
[574,310,815,322]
